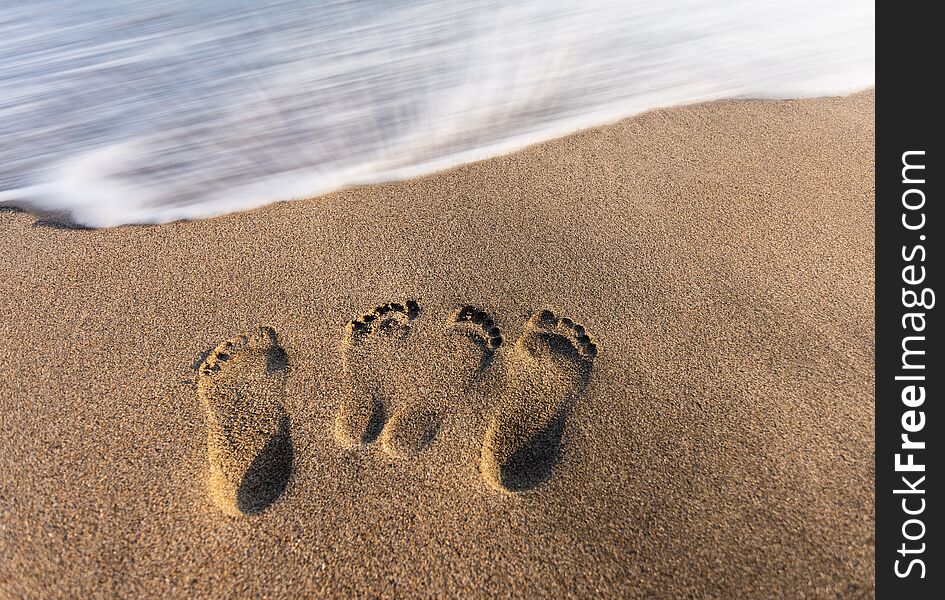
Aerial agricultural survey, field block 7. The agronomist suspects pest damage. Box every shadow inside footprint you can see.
[236,415,294,515]
[266,345,289,373]
[467,338,498,373]
[497,410,567,492]
[362,398,388,444]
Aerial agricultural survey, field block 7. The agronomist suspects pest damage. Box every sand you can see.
[0,91,874,598]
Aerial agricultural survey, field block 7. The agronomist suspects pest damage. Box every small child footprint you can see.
[480,310,596,492]
[335,300,435,457]
[197,326,292,516]
[442,303,505,418]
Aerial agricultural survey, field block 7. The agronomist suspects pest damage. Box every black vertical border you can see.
[876,3,941,598]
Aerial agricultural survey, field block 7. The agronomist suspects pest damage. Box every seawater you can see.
[0,0,874,227]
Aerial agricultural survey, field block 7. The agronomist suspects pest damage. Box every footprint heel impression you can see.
[198,326,292,516]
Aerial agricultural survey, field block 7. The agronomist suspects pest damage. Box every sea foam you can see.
[0,0,873,227]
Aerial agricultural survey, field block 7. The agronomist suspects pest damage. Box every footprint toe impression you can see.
[198,326,292,516]
[481,310,596,492]
[448,305,504,368]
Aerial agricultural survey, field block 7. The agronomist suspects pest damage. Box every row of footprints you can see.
[197,302,596,516]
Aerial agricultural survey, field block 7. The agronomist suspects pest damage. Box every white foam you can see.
[0,0,874,227]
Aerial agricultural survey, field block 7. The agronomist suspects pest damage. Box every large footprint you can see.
[197,326,292,516]
[481,309,596,492]
[335,300,434,457]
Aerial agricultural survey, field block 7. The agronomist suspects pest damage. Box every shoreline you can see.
[2,89,874,229]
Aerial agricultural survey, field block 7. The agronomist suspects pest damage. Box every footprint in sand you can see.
[197,326,292,516]
[481,309,596,492]
[335,301,502,458]
[335,300,426,456]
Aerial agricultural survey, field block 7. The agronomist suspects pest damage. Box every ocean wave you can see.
[0,0,874,227]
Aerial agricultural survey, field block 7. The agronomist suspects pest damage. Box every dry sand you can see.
[0,91,874,598]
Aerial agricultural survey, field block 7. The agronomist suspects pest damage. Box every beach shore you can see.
[0,91,874,598]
